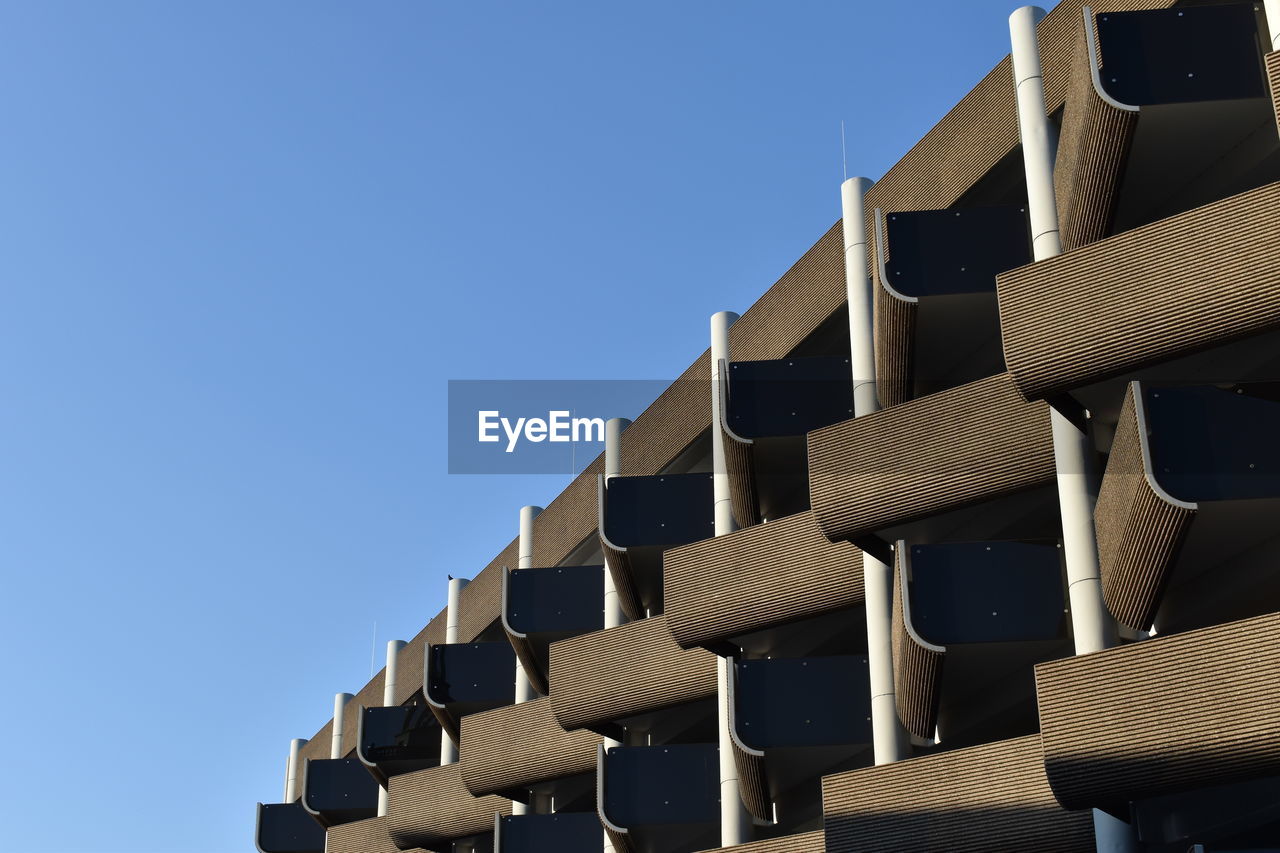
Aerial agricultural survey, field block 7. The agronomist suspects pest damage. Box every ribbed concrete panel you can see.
[597,476,645,622]
[386,763,511,849]
[1037,611,1280,810]
[998,180,1280,401]
[891,550,944,740]
[325,816,428,853]
[732,737,771,824]
[873,281,916,410]
[457,562,502,643]
[665,510,862,651]
[822,735,1093,852]
[721,415,761,528]
[459,697,599,796]
[808,373,1056,543]
[548,616,718,731]
[1093,384,1195,631]
[695,830,825,853]
[1054,24,1137,251]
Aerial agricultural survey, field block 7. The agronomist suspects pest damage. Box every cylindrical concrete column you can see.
[512,505,543,815]
[710,310,752,847]
[603,418,631,631]
[1010,8,1134,851]
[1265,0,1280,51]
[378,639,406,816]
[841,176,909,766]
[441,575,470,765]
[331,692,353,759]
[284,737,307,802]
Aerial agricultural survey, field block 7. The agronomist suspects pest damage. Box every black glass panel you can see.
[734,655,871,749]
[302,759,379,823]
[427,642,516,705]
[603,473,715,548]
[498,813,602,853]
[883,206,1031,297]
[256,802,325,853]
[1143,383,1280,503]
[604,744,719,828]
[725,356,855,439]
[360,704,441,766]
[506,565,604,636]
[908,541,1065,645]
[1132,774,1280,848]
[1097,5,1265,106]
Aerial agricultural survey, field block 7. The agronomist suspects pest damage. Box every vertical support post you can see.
[284,737,307,802]
[1009,8,1135,851]
[710,310,752,847]
[1265,0,1280,52]
[440,575,470,765]
[512,505,543,816]
[602,418,630,852]
[331,692,353,759]
[377,639,406,816]
[841,176,910,766]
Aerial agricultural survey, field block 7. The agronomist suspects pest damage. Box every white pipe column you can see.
[601,419,630,853]
[440,575,470,765]
[1010,8,1135,852]
[284,737,307,802]
[331,692,353,759]
[512,505,543,816]
[1266,0,1280,51]
[711,310,752,847]
[377,639,406,816]
[841,177,910,766]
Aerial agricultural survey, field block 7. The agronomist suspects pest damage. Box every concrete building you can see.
[256,2,1280,851]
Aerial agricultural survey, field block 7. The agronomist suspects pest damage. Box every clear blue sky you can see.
[0,3,1045,850]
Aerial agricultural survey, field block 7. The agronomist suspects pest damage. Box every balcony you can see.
[892,540,1070,743]
[598,743,720,853]
[548,615,717,735]
[424,641,515,740]
[728,655,872,823]
[324,816,427,853]
[300,758,380,827]
[387,762,512,851]
[254,802,325,853]
[665,510,863,654]
[821,734,1092,853]
[1053,4,1279,254]
[872,206,1031,408]
[459,696,599,800]
[1093,381,1280,633]
[357,703,441,784]
[494,813,603,853]
[501,564,603,695]
[1036,610,1280,817]
[598,472,715,619]
[716,355,854,526]
[807,373,1058,558]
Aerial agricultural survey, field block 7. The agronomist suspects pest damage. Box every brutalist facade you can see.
[255,2,1280,851]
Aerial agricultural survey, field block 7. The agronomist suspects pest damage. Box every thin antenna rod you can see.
[840,120,848,182]
[369,621,377,678]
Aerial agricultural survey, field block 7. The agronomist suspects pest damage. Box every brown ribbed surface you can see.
[722,420,761,528]
[326,816,428,853]
[822,735,1093,852]
[503,625,548,698]
[999,180,1280,401]
[548,615,718,731]
[696,830,825,853]
[809,373,1056,543]
[665,510,863,650]
[599,476,645,622]
[892,550,944,740]
[1036,611,1280,810]
[1267,52,1280,137]
[604,822,636,853]
[873,281,916,409]
[459,697,599,796]
[732,734,772,823]
[1054,23,1137,252]
[457,562,502,643]
[1093,384,1196,631]
[386,763,511,849]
